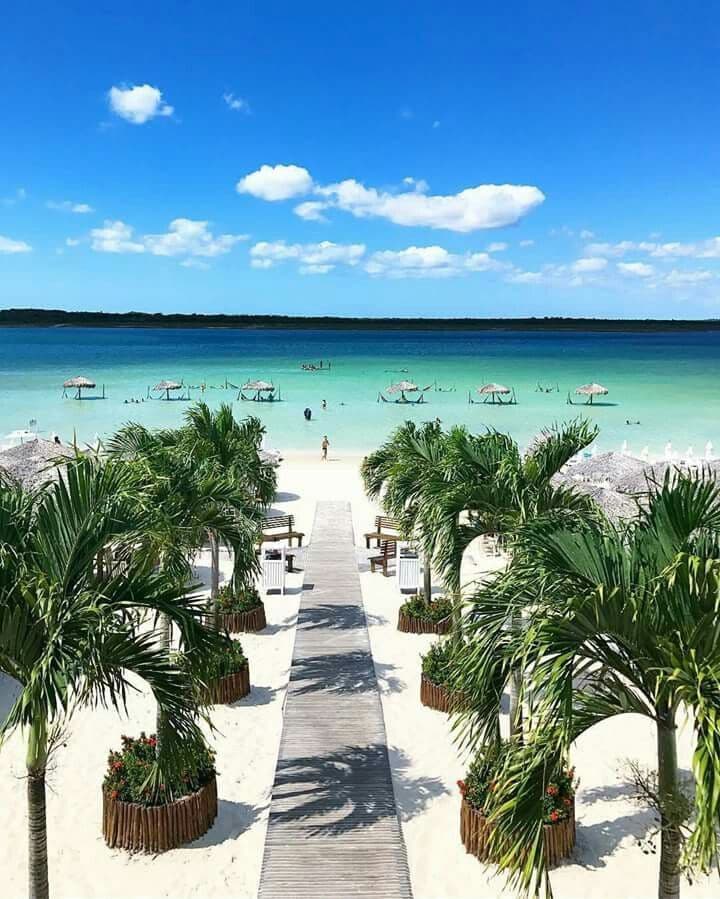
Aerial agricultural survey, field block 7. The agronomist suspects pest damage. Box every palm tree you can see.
[179,403,275,603]
[362,420,445,603]
[0,457,215,899]
[107,421,260,625]
[426,419,598,731]
[453,472,720,899]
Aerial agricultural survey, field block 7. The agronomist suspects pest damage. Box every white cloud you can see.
[143,218,246,257]
[65,238,81,247]
[364,245,503,278]
[249,239,365,273]
[486,241,508,252]
[519,239,534,247]
[579,229,595,240]
[506,270,543,284]
[223,92,250,113]
[663,269,714,285]
[108,84,174,124]
[180,259,210,270]
[572,256,607,273]
[237,164,313,201]
[90,218,245,260]
[90,220,145,253]
[0,235,31,254]
[238,164,544,232]
[47,200,94,214]
[299,264,333,275]
[618,261,654,278]
[316,178,544,232]
[294,201,329,222]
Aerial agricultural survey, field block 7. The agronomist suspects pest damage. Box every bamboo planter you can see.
[207,661,251,705]
[460,797,575,868]
[103,775,218,853]
[398,609,452,635]
[420,675,464,713]
[218,604,266,633]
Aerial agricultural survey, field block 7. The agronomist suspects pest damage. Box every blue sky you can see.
[2,1,720,318]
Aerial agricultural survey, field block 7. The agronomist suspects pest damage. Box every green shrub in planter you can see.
[104,733,216,805]
[458,742,576,824]
[400,593,453,623]
[215,583,262,614]
[173,634,247,681]
[420,638,455,687]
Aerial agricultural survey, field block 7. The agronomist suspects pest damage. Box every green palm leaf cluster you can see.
[453,471,720,899]
[0,455,216,899]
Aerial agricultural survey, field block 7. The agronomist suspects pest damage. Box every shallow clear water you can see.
[2,326,719,456]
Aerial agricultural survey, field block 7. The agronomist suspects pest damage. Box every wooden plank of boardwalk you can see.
[258,501,413,899]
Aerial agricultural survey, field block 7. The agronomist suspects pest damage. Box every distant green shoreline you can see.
[1,308,720,332]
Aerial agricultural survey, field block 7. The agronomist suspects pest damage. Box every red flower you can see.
[549,809,560,823]
[111,760,124,771]
[546,784,559,797]
[110,789,119,800]
[456,779,467,796]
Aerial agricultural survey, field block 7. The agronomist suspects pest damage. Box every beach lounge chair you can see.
[369,540,395,576]
[260,514,305,547]
[364,515,401,549]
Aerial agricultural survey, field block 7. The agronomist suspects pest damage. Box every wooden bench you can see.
[369,540,395,576]
[260,514,305,547]
[364,515,401,549]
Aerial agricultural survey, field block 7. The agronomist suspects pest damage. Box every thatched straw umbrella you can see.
[153,379,183,400]
[475,382,515,405]
[574,383,609,405]
[554,451,646,489]
[582,484,639,521]
[387,380,420,401]
[0,438,73,490]
[63,375,96,400]
[243,380,274,392]
[615,462,683,495]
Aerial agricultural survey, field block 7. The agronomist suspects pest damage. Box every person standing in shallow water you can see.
[321,435,329,460]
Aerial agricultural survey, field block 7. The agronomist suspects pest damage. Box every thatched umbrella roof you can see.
[242,380,274,392]
[575,382,608,397]
[387,380,419,394]
[555,451,646,489]
[63,376,95,389]
[153,380,182,392]
[582,484,639,521]
[477,382,511,395]
[0,438,74,490]
[615,461,682,494]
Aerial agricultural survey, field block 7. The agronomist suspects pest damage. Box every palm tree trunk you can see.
[423,557,432,602]
[26,717,49,899]
[156,613,171,742]
[657,710,681,899]
[209,531,220,630]
[508,666,523,738]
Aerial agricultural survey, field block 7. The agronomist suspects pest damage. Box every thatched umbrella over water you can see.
[63,375,96,400]
[242,380,274,392]
[574,382,609,405]
[387,380,419,394]
[0,438,73,490]
[153,379,182,400]
[475,382,515,405]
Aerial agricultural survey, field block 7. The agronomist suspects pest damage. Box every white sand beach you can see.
[1,450,719,898]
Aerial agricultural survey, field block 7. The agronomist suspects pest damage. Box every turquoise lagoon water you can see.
[1,326,719,457]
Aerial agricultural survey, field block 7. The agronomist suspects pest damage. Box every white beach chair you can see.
[262,546,286,595]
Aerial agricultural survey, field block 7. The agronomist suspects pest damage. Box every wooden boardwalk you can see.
[258,501,412,899]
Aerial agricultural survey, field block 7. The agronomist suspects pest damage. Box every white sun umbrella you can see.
[242,379,274,392]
